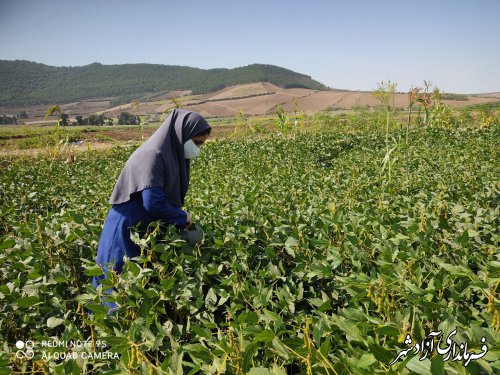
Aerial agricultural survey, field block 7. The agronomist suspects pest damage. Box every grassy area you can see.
[0,124,154,150]
[1,105,499,152]
[465,101,500,111]
[0,124,148,138]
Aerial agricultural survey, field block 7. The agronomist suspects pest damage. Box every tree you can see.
[118,112,139,125]
[118,112,128,125]
[59,113,69,126]
[96,115,105,126]
[171,97,181,109]
[87,115,96,125]
[0,115,17,124]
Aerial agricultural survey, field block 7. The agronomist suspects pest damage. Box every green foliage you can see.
[440,93,468,101]
[476,109,498,128]
[118,112,140,125]
[429,104,456,129]
[14,131,83,149]
[275,103,289,133]
[466,101,500,111]
[60,113,69,126]
[372,80,397,111]
[0,124,499,373]
[76,114,110,126]
[458,108,474,127]
[0,115,18,125]
[292,98,305,131]
[372,80,398,183]
[0,125,152,151]
[170,97,182,109]
[0,60,329,106]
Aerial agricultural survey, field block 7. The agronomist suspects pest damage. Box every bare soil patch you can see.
[2,83,499,125]
[204,83,279,100]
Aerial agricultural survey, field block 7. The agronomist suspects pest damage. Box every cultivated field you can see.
[2,83,500,124]
[1,102,499,374]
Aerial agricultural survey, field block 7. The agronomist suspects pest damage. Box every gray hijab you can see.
[109,109,211,207]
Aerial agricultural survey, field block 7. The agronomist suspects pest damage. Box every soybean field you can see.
[0,121,499,374]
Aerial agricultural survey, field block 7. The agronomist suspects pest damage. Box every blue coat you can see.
[92,187,186,310]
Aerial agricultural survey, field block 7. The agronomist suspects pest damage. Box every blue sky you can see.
[0,0,499,93]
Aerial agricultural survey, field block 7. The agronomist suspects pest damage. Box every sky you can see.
[0,0,499,94]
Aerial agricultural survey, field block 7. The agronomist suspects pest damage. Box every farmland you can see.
[0,109,499,374]
[2,83,500,125]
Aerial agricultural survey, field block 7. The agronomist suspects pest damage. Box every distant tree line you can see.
[0,60,329,106]
[67,112,139,125]
[441,93,468,101]
[117,112,140,125]
[0,115,17,124]
[73,114,113,126]
[0,111,29,124]
[0,110,140,126]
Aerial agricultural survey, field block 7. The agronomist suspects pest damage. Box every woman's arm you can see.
[141,187,188,228]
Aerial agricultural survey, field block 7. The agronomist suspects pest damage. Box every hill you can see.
[0,60,329,106]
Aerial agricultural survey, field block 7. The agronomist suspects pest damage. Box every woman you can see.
[92,109,211,309]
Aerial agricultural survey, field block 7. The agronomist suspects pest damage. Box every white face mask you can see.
[183,139,201,159]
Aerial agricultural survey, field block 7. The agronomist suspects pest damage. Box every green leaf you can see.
[125,261,141,277]
[430,355,445,375]
[339,320,364,342]
[83,266,104,276]
[104,336,129,347]
[434,261,474,278]
[268,263,281,277]
[254,329,275,343]
[47,317,64,328]
[205,288,217,305]
[74,293,97,302]
[0,238,15,249]
[44,105,61,119]
[451,204,465,214]
[403,280,424,295]
[248,366,286,375]
[284,237,299,257]
[375,324,400,337]
[248,368,272,375]
[271,338,289,359]
[390,233,408,245]
[242,341,259,372]
[467,228,480,237]
[357,353,377,369]
[16,296,40,308]
[183,343,211,363]
[85,304,109,314]
[406,356,432,374]
[368,342,394,364]
[161,277,175,292]
[237,310,259,325]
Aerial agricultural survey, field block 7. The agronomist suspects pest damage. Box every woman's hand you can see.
[185,211,193,228]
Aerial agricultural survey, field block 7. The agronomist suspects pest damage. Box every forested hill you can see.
[0,60,329,106]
